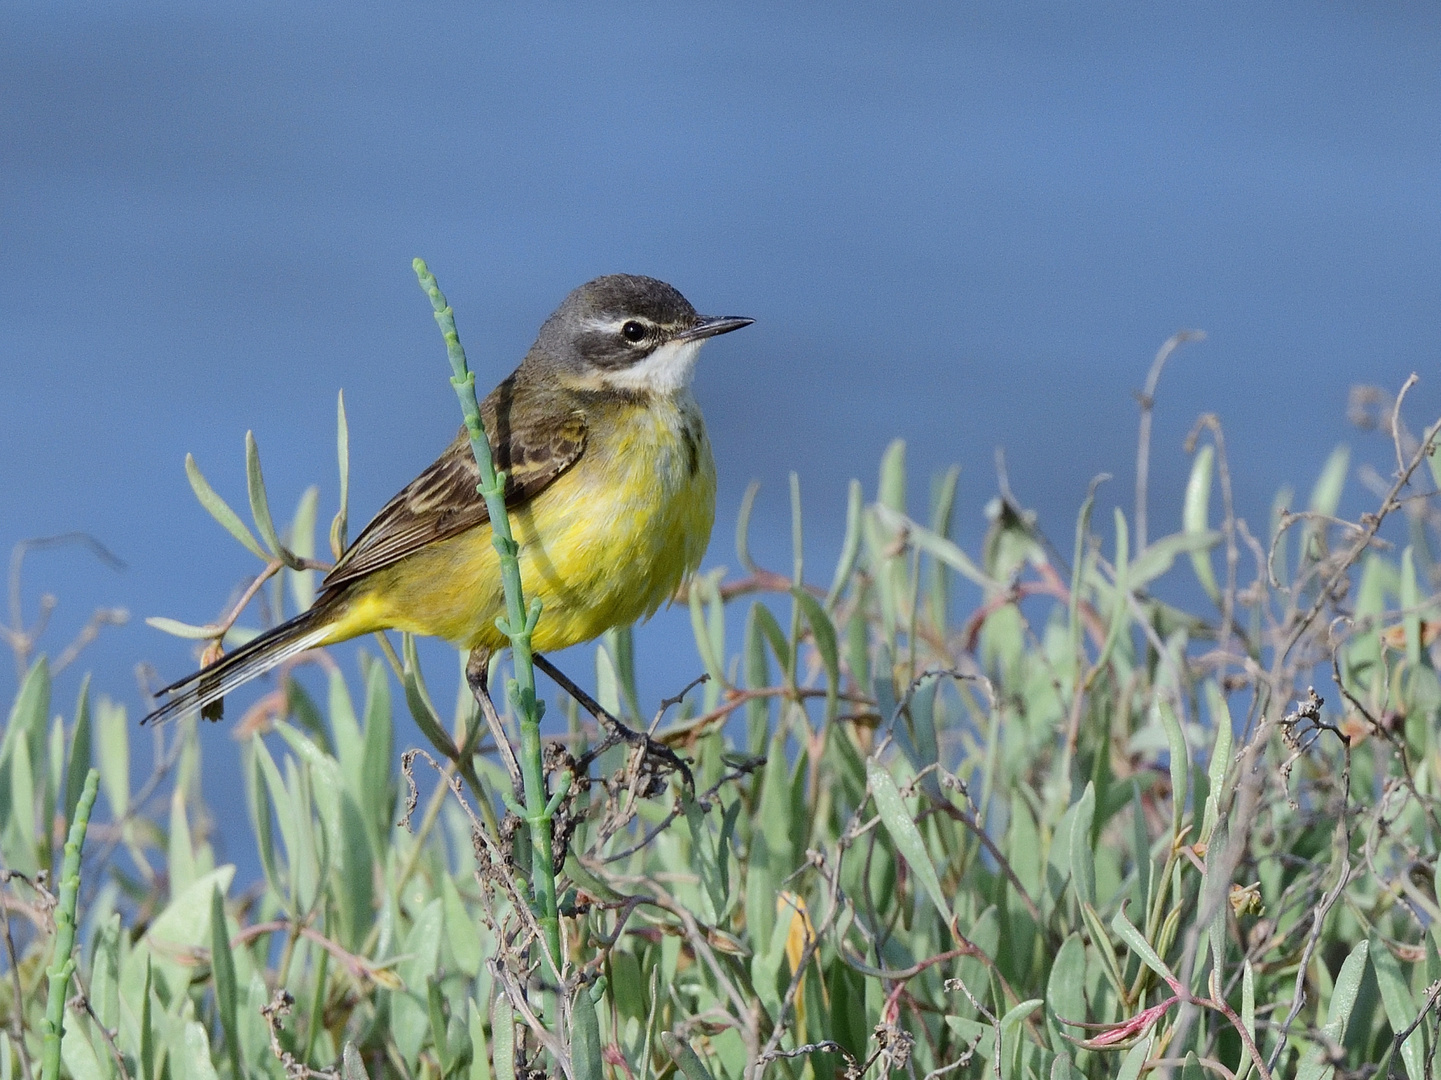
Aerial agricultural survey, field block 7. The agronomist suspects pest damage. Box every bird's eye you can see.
[621,320,647,343]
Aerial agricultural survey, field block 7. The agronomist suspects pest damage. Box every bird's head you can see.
[526,274,752,396]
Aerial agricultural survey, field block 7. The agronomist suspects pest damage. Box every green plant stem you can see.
[39,768,99,1080]
[412,259,563,984]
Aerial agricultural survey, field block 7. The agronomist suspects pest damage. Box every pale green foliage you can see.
[3,380,1441,1080]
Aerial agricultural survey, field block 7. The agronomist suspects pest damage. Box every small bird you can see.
[144,275,751,726]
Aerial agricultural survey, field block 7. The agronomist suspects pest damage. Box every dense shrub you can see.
[3,361,1440,1080]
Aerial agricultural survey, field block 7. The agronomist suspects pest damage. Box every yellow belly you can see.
[327,396,715,653]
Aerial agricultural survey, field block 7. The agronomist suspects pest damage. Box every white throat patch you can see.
[601,338,706,396]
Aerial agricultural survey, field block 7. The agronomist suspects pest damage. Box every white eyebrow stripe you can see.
[580,316,630,334]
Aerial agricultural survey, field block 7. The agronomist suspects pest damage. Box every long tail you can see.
[142,605,335,726]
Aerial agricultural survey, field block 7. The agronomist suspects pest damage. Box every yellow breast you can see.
[335,393,716,653]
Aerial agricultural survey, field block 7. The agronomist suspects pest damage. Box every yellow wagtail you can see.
[143,275,752,726]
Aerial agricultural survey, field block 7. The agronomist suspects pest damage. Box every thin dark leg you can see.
[532,652,693,790]
[466,647,522,793]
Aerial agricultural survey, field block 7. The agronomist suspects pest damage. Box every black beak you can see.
[676,315,754,342]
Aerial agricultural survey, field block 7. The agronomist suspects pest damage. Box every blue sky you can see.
[3,2,1439,869]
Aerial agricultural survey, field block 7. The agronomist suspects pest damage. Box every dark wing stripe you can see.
[321,412,587,591]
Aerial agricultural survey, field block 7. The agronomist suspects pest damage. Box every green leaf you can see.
[598,626,641,723]
[467,999,492,1080]
[1128,530,1221,591]
[1183,443,1221,601]
[867,759,948,919]
[64,675,94,830]
[95,696,128,820]
[1370,940,1422,1080]
[750,602,791,677]
[744,604,773,754]
[2,656,48,776]
[687,569,727,688]
[246,430,294,564]
[871,504,996,590]
[1200,681,1233,846]
[143,615,222,640]
[735,479,761,573]
[998,1000,1043,1079]
[282,753,322,912]
[570,981,604,1080]
[186,452,269,559]
[662,1032,717,1080]
[235,972,271,1074]
[276,723,344,859]
[144,865,236,998]
[168,787,197,896]
[336,790,374,952]
[1111,901,1177,989]
[332,389,351,559]
[253,734,305,905]
[608,623,641,720]
[88,913,121,1032]
[287,485,320,613]
[393,898,444,1067]
[490,990,516,1080]
[943,1016,994,1064]
[441,871,482,976]
[45,713,63,859]
[681,790,726,925]
[1069,782,1097,908]
[1158,700,1188,843]
[1308,444,1350,519]
[1240,960,1256,1079]
[60,1010,106,1080]
[927,465,961,632]
[894,678,942,794]
[1325,940,1369,1031]
[879,439,906,513]
[1130,783,1153,916]
[792,587,840,718]
[401,633,456,755]
[139,955,154,1080]
[2,734,36,874]
[1402,546,1422,668]
[243,740,281,904]
[360,656,393,841]
[329,667,363,792]
[795,470,806,591]
[1297,939,1368,1080]
[427,976,452,1073]
[181,1021,222,1080]
[595,634,623,720]
[210,886,242,1080]
[1046,934,1087,1056]
[342,1043,371,1080]
[752,877,795,1023]
[1069,474,1106,682]
[1095,509,1131,675]
[718,797,742,909]
[1115,1036,1152,1080]
[1050,1059,1082,1080]
[826,478,865,610]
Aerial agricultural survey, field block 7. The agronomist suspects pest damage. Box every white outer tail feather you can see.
[145,620,331,726]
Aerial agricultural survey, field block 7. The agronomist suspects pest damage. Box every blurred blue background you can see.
[3,2,1440,874]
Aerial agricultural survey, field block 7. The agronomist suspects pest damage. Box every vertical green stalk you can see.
[412,260,563,983]
[40,768,100,1080]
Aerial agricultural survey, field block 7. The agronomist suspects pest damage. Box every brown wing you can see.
[321,392,587,592]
